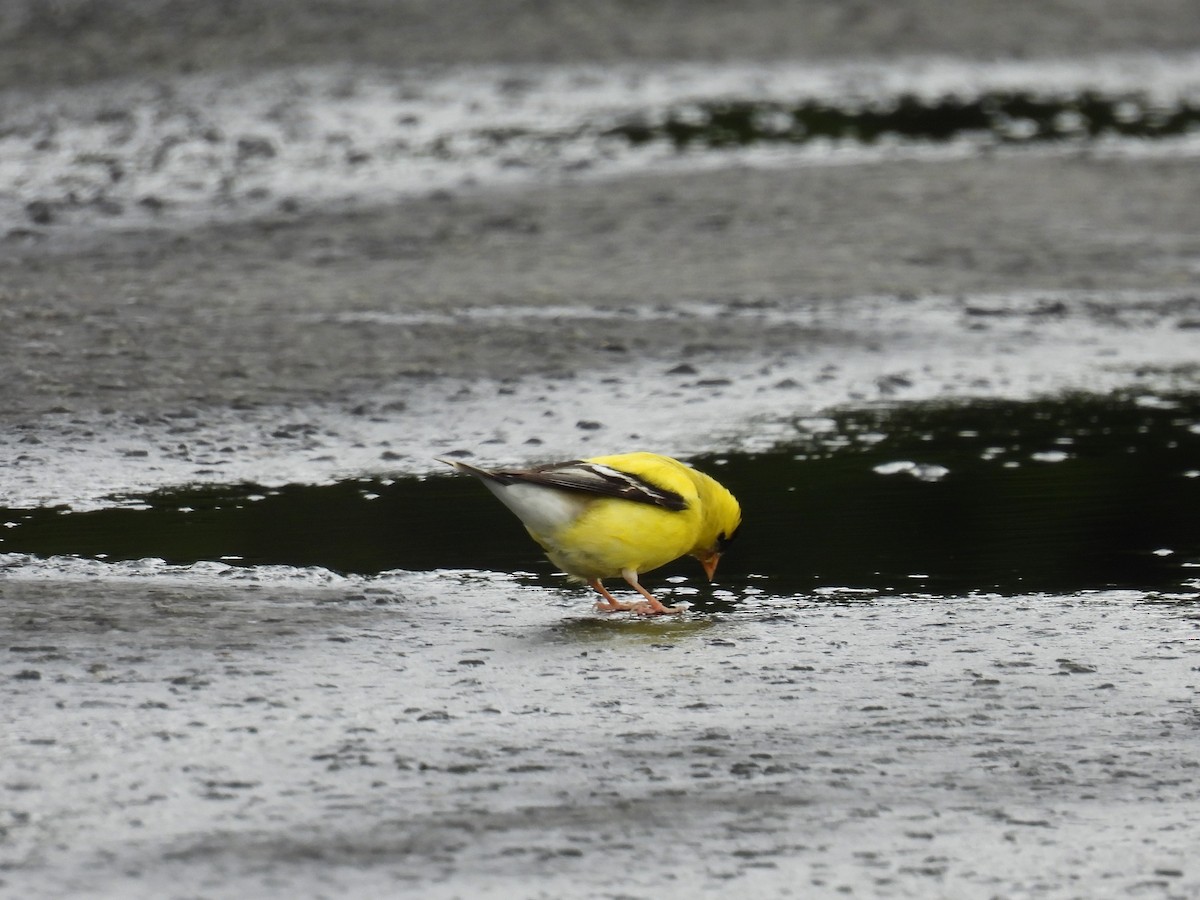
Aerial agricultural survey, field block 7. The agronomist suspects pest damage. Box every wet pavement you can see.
[3,3,1200,898]
[3,566,1199,899]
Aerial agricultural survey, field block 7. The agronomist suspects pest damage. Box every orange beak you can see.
[699,551,721,583]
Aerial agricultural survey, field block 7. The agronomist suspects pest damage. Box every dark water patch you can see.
[605,91,1200,150]
[1,394,1197,598]
[719,393,1200,596]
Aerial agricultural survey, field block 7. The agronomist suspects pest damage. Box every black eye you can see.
[717,526,741,551]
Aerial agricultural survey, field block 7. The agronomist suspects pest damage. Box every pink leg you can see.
[621,569,685,616]
[589,578,636,612]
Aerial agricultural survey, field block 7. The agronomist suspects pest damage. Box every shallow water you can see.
[5,393,1197,600]
[606,90,1200,149]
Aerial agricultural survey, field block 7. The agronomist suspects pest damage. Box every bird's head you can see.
[693,524,740,581]
[689,474,742,582]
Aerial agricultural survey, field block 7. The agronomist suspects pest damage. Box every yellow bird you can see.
[440,452,742,615]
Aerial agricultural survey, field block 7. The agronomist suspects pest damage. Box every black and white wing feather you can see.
[502,460,688,510]
[439,459,688,511]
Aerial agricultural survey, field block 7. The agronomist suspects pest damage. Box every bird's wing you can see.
[481,460,689,511]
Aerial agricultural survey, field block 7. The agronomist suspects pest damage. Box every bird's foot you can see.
[595,599,637,613]
[618,569,685,616]
[590,578,639,613]
[633,600,686,616]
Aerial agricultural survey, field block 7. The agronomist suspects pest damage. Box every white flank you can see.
[481,480,585,537]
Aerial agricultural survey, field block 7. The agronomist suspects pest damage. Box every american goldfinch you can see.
[440,452,741,615]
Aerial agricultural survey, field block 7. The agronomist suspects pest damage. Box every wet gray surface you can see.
[3,568,1199,898]
[6,0,1200,87]
[4,2,1200,898]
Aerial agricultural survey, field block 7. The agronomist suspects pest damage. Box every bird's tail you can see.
[435,457,496,480]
